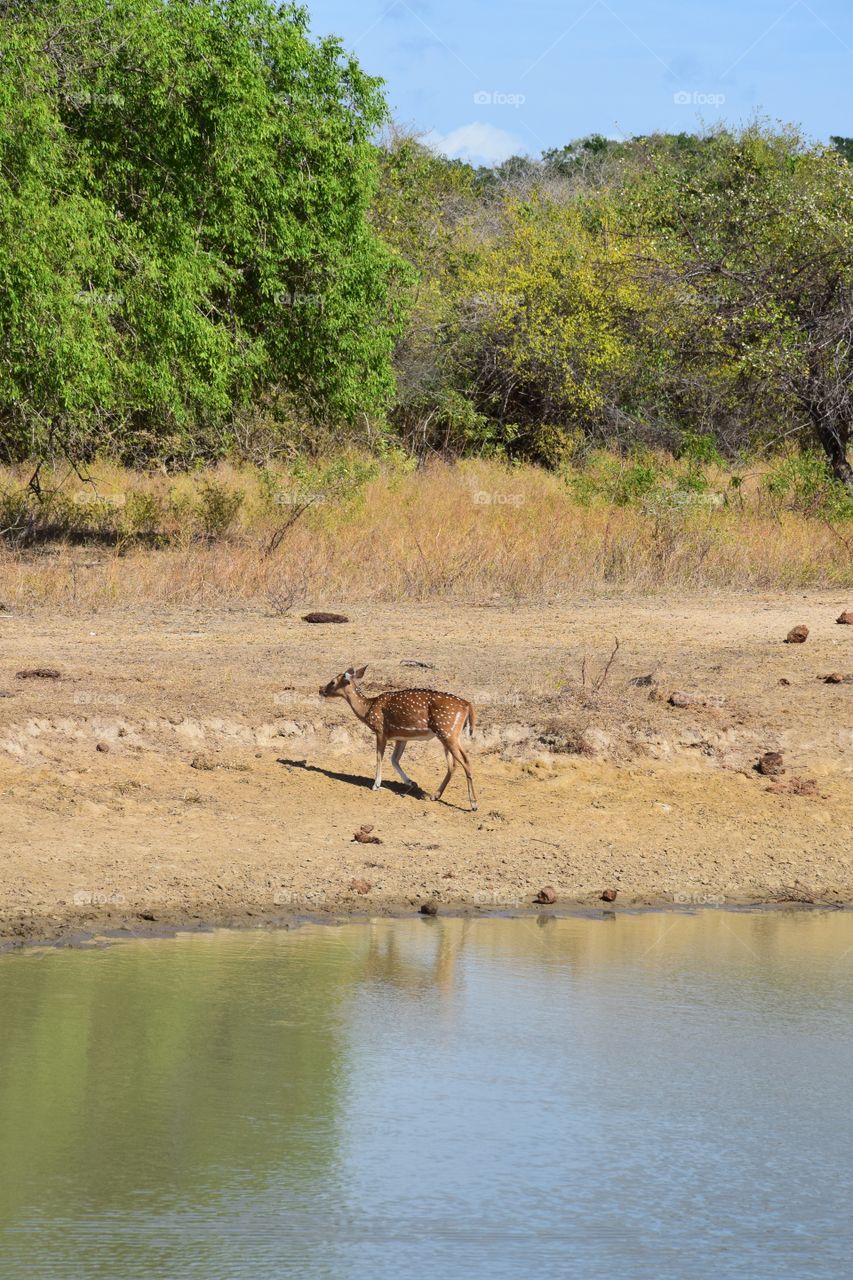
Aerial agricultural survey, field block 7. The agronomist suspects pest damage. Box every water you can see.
[1,911,851,1280]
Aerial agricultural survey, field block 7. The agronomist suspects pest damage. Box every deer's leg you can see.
[372,734,386,791]
[433,741,456,802]
[457,744,478,811]
[391,741,417,791]
[438,736,478,812]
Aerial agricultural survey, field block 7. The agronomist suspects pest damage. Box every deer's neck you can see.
[343,685,373,723]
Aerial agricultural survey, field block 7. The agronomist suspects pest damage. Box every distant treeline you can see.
[1,0,852,493]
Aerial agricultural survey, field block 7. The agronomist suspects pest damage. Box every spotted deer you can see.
[319,666,478,811]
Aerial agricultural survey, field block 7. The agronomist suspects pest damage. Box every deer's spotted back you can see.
[366,689,469,739]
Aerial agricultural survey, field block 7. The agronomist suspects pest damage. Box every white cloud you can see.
[425,122,521,166]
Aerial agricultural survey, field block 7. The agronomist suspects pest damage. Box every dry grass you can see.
[0,457,850,610]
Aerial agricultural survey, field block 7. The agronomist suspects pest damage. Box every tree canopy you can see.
[0,0,407,462]
[379,127,853,491]
[0,4,851,492]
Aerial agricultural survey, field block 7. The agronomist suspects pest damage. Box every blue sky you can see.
[306,0,853,164]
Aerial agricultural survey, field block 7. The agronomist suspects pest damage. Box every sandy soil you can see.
[0,591,851,947]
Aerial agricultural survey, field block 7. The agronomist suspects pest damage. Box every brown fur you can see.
[320,666,477,810]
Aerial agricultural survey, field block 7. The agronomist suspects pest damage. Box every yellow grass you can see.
[0,458,850,610]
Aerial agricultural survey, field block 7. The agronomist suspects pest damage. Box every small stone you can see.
[668,690,694,708]
[535,886,557,905]
[302,611,349,624]
[784,625,809,644]
[95,742,110,753]
[190,754,216,770]
[419,901,438,916]
[16,667,61,679]
[138,911,156,921]
[822,672,853,684]
[353,825,382,844]
[766,777,820,797]
[836,611,853,625]
[600,888,617,903]
[778,677,791,686]
[350,878,372,895]
[757,751,785,777]
[666,690,726,709]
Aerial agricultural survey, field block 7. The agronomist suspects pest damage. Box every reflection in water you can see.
[0,911,851,1279]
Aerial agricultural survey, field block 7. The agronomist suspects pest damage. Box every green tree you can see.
[0,0,406,464]
[622,126,853,491]
[372,131,477,276]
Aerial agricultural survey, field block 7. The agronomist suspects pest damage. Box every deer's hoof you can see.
[371,783,382,792]
[470,803,478,812]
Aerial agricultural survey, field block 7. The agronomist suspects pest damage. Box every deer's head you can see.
[319,665,368,698]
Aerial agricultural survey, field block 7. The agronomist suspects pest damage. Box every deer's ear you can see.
[353,664,368,680]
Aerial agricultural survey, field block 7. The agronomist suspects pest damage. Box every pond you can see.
[1,911,851,1279]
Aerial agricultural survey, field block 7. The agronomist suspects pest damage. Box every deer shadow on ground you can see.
[275,757,471,810]
[276,757,423,799]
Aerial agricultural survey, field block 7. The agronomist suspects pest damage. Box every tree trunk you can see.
[810,412,853,495]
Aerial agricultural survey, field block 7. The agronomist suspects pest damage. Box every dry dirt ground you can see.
[0,591,851,946]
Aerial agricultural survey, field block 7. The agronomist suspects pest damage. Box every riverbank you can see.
[1,594,851,947]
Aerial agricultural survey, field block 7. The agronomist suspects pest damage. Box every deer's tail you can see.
[465,704,476,738]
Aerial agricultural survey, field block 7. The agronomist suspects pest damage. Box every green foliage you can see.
[390,187,668,459]
[195,479,243,539]
[762,453,853,520]
[387,123,853,489]
[0,0,405,464]
[2,9,852,500]
[121,491,165,538]
[830,136,853,163]
[288,454,378,510]
[372,133,476,276]
[679,433,724,468]
[617,126,853,488]
[564,452,671,507]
